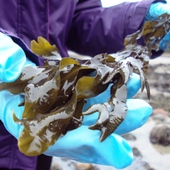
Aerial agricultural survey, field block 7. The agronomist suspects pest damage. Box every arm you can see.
[67,0,165,57]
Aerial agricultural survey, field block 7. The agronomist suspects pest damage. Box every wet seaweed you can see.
[1,14,170,156]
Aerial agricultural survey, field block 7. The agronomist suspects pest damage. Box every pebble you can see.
[132,147,142,157]
[152,114,165,122]
[152,108,169,117]
[121,133,136,141]
[75,163,94,170]
[50,163,62,170]
[150,124,170,146]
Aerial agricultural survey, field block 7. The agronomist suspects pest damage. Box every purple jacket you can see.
[0,0,165,169]
[0,0,165,62]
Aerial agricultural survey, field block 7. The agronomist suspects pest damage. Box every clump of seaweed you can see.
[0,14,170,156]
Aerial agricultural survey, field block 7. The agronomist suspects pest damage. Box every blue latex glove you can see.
[45,75,152,169]
[0,32,36,137]
[145,1,170,50]
[0,33,152,169]
[0,33,33,82]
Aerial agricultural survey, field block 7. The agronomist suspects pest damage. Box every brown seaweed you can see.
[13,90,77,156]
[1,13,170,156]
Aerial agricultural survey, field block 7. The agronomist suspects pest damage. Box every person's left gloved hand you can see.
[0,33,152,169]
[145,1,170,50]
[0,32,36,138]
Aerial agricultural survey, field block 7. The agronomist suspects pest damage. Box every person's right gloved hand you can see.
[145,1,170,50]
[0,32,152,169]
[44,73,152,168]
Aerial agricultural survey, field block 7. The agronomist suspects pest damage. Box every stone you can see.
[150,124,170,146]
[121,133,136,141]
[152,114,165,122]
[152,108,169,117]
[50,163,62,170]
[75,163,94,170]
[132,147,142,157]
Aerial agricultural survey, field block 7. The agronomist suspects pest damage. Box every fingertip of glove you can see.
[103,134,133,169]
[127,73,141,98]
[127,99,153,127]
[115,99,152,134]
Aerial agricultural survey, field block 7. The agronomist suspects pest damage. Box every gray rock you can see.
[150,124,170,146]
[152,114,165,122]
[132,147,142,157]
[121,133,136,141]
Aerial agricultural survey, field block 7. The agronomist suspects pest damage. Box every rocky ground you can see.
[51,53,170,170]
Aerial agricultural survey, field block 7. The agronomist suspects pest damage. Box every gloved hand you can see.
[0,32,36,138]
[0,33,34,82]
[0,32,152,169]
[145,1,170,50]
[44,74,152,169]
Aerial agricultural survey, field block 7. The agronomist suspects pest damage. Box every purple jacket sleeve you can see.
[66,0,165,57]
